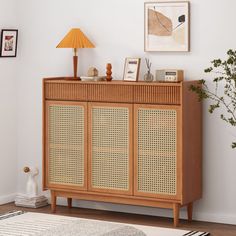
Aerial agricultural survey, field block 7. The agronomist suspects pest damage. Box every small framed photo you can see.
[123,58,141,81]
[144,1,190,52]
[0,29,18,57]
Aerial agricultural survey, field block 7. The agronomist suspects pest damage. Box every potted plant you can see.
[190,49,236,148]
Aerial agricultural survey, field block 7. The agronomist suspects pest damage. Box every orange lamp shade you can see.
[56,28,95,48]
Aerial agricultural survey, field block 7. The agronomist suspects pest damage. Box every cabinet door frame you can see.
[44,100,88,191]
[88,102,133,195]
[134,104,182,200]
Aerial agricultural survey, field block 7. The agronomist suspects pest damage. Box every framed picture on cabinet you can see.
[0,29,18,57]
[144,1,190,52]
[123,58,141,82]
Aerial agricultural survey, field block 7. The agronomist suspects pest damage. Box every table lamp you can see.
[56,28,95,79]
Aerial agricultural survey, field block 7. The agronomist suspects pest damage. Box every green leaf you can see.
[227,58,234,64]
[204,67,213,73]
[231,142,236,148]
[227,49,234,56]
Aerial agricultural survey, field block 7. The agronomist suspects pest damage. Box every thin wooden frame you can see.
[0,29,18,57]
[88,102,133,196]
[134,104,181,201]
[123,58,141,82]
[144,1,190,52]
[45,101,88,191]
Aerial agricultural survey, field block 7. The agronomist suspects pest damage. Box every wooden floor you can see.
[1,202,236,236]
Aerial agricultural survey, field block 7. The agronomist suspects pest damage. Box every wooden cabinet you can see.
[43,78,202,226]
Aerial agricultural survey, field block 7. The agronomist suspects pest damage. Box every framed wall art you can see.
[144,1,190,52]
[0,29,18,57]
[123,58,141,82]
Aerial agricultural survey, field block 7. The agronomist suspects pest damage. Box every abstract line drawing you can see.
[145,2,190,52]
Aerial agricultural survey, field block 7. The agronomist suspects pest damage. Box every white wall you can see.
[14,0,236,224]
[0,0,18,204]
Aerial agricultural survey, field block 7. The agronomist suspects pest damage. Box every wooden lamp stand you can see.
[73,48,80,80]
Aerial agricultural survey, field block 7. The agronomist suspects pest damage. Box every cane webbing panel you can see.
[91,106,129,191]
[48,104,85,186]
[137,108,177,195]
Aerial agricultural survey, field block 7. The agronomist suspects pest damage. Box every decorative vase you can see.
[144,71,154,82]
[106,63,112,81]
[24,166,39,197]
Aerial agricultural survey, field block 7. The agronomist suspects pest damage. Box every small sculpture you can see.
[106,63,112,81]
[14,166,48,208]
[87,67,98,77]
[23,166,39,197]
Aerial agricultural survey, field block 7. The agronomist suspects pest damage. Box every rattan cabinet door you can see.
[134,104,181,200]
[88,103,133,195]
[45,101,87,190]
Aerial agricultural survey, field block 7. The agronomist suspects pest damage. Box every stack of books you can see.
[15,194,48,208]
[80,76,106,81]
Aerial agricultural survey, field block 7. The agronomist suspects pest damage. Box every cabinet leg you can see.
[67,198,72,208]
[187,202,193,222]
[51,191,57,213]
[173,203,180,227]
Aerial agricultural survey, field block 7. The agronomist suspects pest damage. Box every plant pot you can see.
[144,71,154,82]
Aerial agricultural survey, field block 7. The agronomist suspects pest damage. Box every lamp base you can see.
[73,55,78,79]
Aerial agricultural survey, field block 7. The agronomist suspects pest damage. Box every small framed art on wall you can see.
[144,1,190,52]
[0,29,18,57]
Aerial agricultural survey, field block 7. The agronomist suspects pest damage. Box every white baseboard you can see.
[0,193,16,205]
[51,197,236,225]
[193,212,236,225]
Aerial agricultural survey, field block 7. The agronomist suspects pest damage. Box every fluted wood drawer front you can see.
[44,80,181,105]
[45,82,87,101]
[134,85,181,105]
[88,103,133,195]
[87,84,133,103]
[46,101,87,190]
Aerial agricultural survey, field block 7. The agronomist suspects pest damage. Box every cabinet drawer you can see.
[87,84,133,103]
[44,82,87,101]
[44,79,181,105]
[134,85,181,105]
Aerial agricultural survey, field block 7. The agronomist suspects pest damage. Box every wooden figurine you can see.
[106,63,112,81]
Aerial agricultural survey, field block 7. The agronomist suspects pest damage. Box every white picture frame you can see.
[144,1,190,52]
[123,58,141,82]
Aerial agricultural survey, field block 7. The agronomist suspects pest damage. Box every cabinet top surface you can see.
[43,77,198,87]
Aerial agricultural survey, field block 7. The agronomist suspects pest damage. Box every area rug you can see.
[0,211,210,236]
